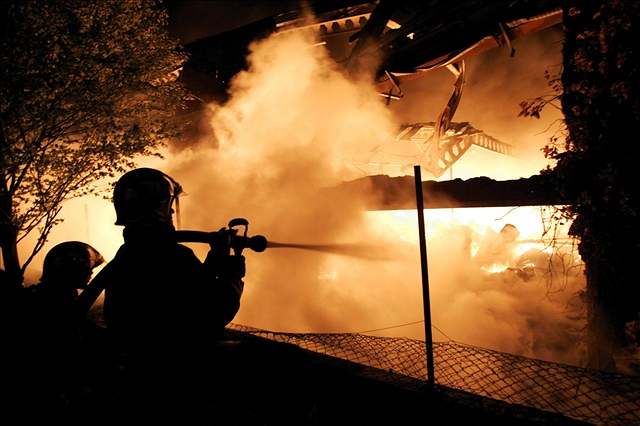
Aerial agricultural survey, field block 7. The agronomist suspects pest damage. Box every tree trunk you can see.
[583,248,617,371]
[0,192,22,289]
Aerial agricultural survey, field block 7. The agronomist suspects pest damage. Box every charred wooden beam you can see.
[335,174,565,210]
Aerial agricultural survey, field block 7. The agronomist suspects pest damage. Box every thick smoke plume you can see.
[169,31,398,333]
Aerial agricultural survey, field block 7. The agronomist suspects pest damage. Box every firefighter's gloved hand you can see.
[206,252,246,280]
[209,227,233,256]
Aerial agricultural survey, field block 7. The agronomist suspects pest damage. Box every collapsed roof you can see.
[352,122,512,178]
[182,0,561,101]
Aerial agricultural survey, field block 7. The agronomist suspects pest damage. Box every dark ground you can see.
[2,325,588,424]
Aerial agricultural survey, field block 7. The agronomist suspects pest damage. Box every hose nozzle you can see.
[174,230,267,253]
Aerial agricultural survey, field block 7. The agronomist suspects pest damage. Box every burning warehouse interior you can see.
[1,0,639,423]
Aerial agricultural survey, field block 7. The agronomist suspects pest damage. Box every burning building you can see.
[7,0,640,423]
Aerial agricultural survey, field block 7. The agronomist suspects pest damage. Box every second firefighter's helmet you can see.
[41,241,105,289]
[113,168,182,226]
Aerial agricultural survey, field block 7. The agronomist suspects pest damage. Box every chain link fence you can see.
[229,324,640,425]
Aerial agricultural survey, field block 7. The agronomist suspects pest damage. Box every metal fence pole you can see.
[414,165,435,387]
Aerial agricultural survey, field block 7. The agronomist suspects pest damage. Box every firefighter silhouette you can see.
[19,242,105,414]
[84,168,245,418]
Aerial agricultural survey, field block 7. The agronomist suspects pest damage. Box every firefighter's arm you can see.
[203,233,246,327]
[76,260,117,319]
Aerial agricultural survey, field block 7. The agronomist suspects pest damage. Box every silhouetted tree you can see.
[0,0,187,288]
[560,0,640,371]
[522,1,640,370]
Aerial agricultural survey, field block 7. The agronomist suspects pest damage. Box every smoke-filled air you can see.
[20,26,586,365]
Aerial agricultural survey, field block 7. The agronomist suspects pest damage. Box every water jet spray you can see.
[174,218,392,260]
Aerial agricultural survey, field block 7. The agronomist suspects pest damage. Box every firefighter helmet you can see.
[113,168,183,226]
[41,241,105,288]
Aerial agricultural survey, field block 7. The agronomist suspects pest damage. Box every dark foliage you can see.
[0,0,188,286]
